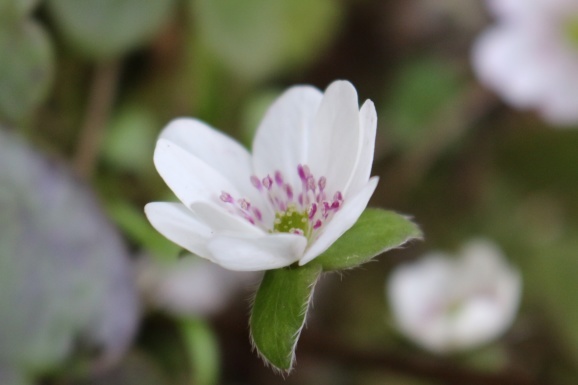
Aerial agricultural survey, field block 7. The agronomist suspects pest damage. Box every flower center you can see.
[219,164,343,242]
[273,205,310,235]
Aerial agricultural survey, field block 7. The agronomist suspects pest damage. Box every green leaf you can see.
[102,103,158,175]
[180,318,220,385]
[0,20,54,124]
[384,58,461,149]
[105,199,180,262]
[250,263,322,371]
[46,0,175,58]
[192,0,342,80]
[0,0,39,22]
[315,208,422,271]
[0,129,139,380]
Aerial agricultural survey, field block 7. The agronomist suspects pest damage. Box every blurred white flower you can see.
[145,80,378,271]
[472,0,578,125]
[387,239,522,354]
[137,256,259,317]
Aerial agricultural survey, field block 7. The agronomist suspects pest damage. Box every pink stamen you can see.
[318,177,326,191]
[285,184,293,200]
[251,176,262,190]
[239,199,250,210]
[307,176,316,192]
[220,192,234,203]
[263,175,273,190]
[309,203,317,219]
[297,164,311,181]
[274,171,284,186]
[219,164,344,238]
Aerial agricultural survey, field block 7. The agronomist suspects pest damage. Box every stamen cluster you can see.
[220,164,344,241]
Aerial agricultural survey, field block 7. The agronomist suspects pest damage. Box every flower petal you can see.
[144,202,213,260]
[308,80,361,195]
[160,118,260,203]
[189,201,264,235]
[252,86,323,188]
[299,176,379,265]
[343,99,377,198]
[472,25,549,109]
[154,138,241,207]
[206,233,307,271]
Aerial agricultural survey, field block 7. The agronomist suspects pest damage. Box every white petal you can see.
[344,99,377,198]
[472,25,551,109]
[252,86,323,188]
[143,257,257,316]
[160,118,260,202]
[154,138,241,207]
[299,176,379,265]
[206,233,307,271]
[308,80,361,195]
[487,0,576,20]
[388,254,456,352]
[189,201,264,235]
[387,239,522,353]
[144,202,213,260]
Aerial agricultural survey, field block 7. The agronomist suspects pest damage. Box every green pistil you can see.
[273,205,310,235]
[565,18,578,47]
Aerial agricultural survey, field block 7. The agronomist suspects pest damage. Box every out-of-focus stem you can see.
[74,59,121,179]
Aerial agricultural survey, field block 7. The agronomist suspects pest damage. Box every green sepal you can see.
[315,208,422,271]
[250,263,322,371]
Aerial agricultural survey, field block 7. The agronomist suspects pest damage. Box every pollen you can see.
[273,205,310,235]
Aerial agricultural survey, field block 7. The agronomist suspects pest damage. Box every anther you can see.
[263,175,273,190]
[250,176,262,190]
[308,203,317,219]
[274,171,284,186]
[239,199,250,210]
[284,184,293,200]
[220,192,234,203]
[318,177,326,191]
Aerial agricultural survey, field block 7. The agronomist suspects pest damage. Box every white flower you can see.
[145,80,378,271]
[387,239,522,353]
[472,0,578,125]
[137,257,259,316]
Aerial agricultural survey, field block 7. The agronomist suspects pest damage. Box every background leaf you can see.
[0,20,53,125]
[46,0,176,58]
[180,318,220,385]
[0,129,139,380]
[191,0,341,80]
[383,58,462,149]
[250,264,321,371]
[315,208,422,271]
[0,0,39,22]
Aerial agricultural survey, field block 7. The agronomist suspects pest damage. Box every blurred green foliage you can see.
[46,0,176,58]
[1,0,578,384]
[192,0,341,81]
[0,20,53,125]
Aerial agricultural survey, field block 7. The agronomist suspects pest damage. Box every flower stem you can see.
[74,59,122,179]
